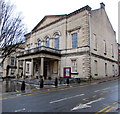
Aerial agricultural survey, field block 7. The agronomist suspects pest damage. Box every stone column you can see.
[23,60,26,79]
[16,59,20,79]
[31,58,34,80]
[40,57,44,78]
[58,60,61,78]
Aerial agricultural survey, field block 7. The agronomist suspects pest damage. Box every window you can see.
[72,33,78,48]
[11,69,15,75]
[71,59,77,72]
[103,40,107,55]
[26,63,30,73]
[112,65,115,76]
[20,61,23,66]
[46,37,50,47]
[94,60,98,76]
[93,33,97,50]
[54,34,59,49]
[105,63,107,76]
[0,62,3,68]
[11,57,15,66]
[111,44,114,57]
[38,40,41,47]
[0,72,3,78]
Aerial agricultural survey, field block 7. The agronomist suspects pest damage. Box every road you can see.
[2,78,119,113]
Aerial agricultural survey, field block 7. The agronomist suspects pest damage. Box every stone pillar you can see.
[31,58,34,79]
[58,60,61,78]
[40,57,44,79]
[16,59,20,79]
[23,60,26,79]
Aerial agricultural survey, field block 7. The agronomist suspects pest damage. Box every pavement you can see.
[1,76,119,99]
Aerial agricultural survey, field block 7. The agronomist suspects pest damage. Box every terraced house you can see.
[16,3,118,80]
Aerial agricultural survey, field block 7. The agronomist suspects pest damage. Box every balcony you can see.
[17,46,61,57]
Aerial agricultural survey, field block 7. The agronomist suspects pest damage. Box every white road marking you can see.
[94,90,100,92]
[94,87,110,93]
[71,97,104,111]
[102,87,110,91]
[50,94,84,104]
[16,94,21,96]
[14,108,25,112]
[25,83,29,86]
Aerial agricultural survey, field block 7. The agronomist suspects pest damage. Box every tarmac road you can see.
[2,78,119,113]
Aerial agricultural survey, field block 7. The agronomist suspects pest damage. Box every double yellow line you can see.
[0,85,83,100]
[95,102,118,114]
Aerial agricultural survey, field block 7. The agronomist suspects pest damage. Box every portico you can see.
[16,46,61,80]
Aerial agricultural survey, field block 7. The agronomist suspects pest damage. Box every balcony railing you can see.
[18,46,61,56]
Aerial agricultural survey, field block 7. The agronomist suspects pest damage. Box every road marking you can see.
[102,87,110,91]
[83,98,89,101]
[103,107,114,113]
[50,94,84,104]
[71,98,104,111]
[14,108,25,112]
[94,90,100,92]
[95,102,118,114]
[95,106,111,114]
[86,98,104,105]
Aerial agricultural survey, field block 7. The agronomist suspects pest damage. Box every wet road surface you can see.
[2,78,119,113]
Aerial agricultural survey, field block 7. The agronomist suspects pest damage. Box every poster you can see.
[64,67,71,78]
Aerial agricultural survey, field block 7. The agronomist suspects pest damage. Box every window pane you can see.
[46,38,50,47]
[71,60,77,72]
[72,33,77,48]
[11,57,15,66]
[38,40,41,47]
[54,34,59,49]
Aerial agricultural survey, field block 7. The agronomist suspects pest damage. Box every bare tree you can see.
[0,0,26,62]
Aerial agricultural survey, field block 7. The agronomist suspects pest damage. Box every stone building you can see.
[16,3,118,80]
[0,45,25,79]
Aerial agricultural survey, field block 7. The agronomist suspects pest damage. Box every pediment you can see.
[32,15,65,31]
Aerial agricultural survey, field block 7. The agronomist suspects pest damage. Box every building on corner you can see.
[16,3,118,80]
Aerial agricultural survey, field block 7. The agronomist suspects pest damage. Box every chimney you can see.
[100,2,105,9]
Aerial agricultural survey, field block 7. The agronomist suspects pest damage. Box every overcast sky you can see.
[7,0,119,42]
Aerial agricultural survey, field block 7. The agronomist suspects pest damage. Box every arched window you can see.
[54,34,59,49]
[38,40,41,47]
[46,37,50,47]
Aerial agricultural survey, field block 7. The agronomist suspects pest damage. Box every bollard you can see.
[66,78,69,86]
[55,77,58,87]
[40,78,44,88]
[21,81,25,91]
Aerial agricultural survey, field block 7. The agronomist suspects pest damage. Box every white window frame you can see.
[72,33,78,48]
[71,59,77,73]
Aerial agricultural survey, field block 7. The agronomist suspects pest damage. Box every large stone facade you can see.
[15,3,118,80]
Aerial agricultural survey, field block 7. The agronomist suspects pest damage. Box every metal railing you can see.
[18,46,61,56]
